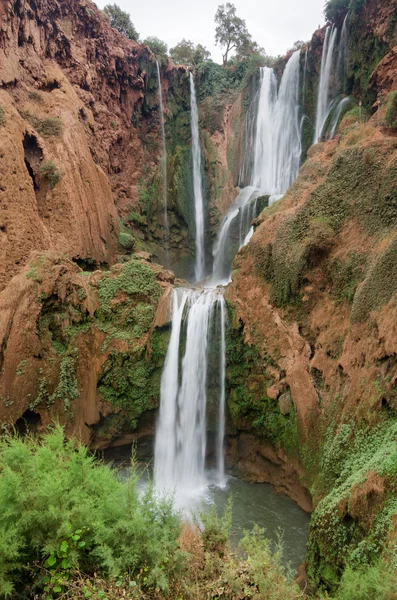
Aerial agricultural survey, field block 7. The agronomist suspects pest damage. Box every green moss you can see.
[98,260,161,314]
[118,231,135,250]
[225,307,299,456]
[328,252,367,304]
[16,360,27,376]
[382,91,397,130]
[97,328,170,428]
[307,418,397,590]
[351,236,397,323]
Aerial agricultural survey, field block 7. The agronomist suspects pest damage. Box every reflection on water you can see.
[207,474,310,569]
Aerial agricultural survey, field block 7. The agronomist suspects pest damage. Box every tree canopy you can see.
[170,39,211,67]
[324,0,350,26]
[103,3,139,41]
[214,3,251,66]
[143,36,168,57]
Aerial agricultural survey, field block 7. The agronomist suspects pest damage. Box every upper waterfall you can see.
[190,73,206,283]
[210,50,302,283]
[156,61,169,247]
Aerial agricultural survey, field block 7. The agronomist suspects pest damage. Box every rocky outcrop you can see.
[226,114,397,587]
[0,252,173,444]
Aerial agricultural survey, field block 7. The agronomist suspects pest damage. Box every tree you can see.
[324,0,350,26]
[103,4,139,41]
[235,38,266,62]
[170,39,211,66]
[215,3,251,66]
[143,36,168,57]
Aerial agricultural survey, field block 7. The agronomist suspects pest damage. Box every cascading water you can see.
[154,287,226,505]
[190,73,205,283]
[211,50,302,283]
[156,61,169,246]
[313,26,338,143]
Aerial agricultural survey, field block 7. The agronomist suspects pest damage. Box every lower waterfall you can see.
[154,287,226,505]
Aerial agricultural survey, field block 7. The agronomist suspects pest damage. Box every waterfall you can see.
[302,47,308,106]
[210,50,302,283]
[313,26,338,143]
[156,61,169,245]
[190,73,205,282]
[329,96,352,138]
[216,296,226,485]
[154,287,226,504]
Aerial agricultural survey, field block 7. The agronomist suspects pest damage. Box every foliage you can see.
[21,111,64,137]
[169,39,211,66]
[143,36,168,57]
[334,562,397,600]
[40,160,62,188]
[97,260,161,314]
[324,0,350,25]
[103,4,139,41]
[382,91,397,130]
[28,91,44,103]
[0,107,5,128]
[118,231,135,250]
[214,2,251,65]
[0,427,180,597]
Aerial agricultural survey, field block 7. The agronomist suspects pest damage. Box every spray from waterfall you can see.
[190,73,205,282]
[155,61,169,251]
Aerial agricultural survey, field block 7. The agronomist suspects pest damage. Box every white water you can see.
[329,96,352,138]
[156,61,169,244]
[190,73,205,282]
[313,26,338,143]
[154,287,226,506]
[211,50,302,283]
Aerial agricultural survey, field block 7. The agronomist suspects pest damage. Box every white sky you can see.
[94,0,326,62]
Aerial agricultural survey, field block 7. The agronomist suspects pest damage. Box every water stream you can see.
[190,73,206,282]
[313,26,338,143]
[155,61,169,252]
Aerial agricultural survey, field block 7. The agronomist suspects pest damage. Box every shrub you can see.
[40,160,62,188]
[335,562,397,600]
[382,91,397,130]
[0,107,5,128]
[22,112,64,137]
[28,91,43,103]
[118,231,135,250]
[0,427,180,597]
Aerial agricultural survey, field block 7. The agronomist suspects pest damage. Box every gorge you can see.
[0,0,396,597]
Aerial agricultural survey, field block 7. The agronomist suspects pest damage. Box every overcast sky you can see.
[94,0,326,62]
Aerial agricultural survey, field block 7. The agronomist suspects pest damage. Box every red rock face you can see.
[0,0,189,290]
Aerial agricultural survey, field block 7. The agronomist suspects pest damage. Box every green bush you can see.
[0,427,180,597]
[335,562,397,600]
[383,91,397,130]
[118,231,135,250]
[103,4,139,41]
[0,107,5,128]
[40,160,62,188]
[22,112,64,137]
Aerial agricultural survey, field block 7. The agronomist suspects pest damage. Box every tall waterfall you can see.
[313,26,338,143]
[211,50,302,283]
[156,61,169,243]
[154,288,226,504]
[190,73,205,282]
